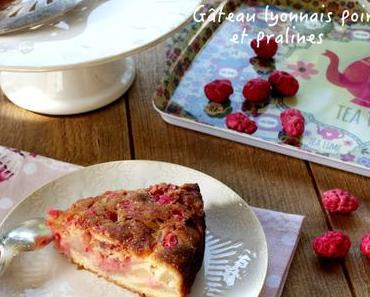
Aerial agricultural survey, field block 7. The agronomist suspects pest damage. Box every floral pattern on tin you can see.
[287,61,319,80]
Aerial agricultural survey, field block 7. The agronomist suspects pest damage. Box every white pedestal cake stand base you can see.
[0,58,136,115]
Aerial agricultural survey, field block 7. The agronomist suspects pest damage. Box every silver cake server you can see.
[0,0,84,35]
[0,218,53,276]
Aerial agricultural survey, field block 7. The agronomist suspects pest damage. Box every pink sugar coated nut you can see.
[251,37,278,59]
[322,189,359,214]
[242,78,271,102]
[269,71,299,97]
[280,108,305,138]
[312,231,351,258]
[280,108,304,122]
[204,79,234,104]
[226,112,257,135]
[360,233,370,259]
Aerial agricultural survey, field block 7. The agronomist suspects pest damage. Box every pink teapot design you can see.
[317,127,344,140]
[323,50,370,108]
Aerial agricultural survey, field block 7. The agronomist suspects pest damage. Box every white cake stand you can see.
[0,0,202,115]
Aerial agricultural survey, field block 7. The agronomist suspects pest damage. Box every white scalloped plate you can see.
[0,161,268,297]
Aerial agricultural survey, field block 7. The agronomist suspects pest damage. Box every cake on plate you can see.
[47,183,206,297]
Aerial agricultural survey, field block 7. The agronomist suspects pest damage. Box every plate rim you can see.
[0,160,268,297]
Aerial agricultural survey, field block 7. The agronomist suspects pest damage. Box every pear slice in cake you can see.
[47,183,205,297]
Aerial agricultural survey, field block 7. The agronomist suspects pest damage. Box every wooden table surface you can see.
[0,41,369,296]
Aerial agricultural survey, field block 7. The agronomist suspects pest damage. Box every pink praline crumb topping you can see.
[163,233,178,248]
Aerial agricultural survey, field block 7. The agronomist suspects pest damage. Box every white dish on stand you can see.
[0,0,202,115]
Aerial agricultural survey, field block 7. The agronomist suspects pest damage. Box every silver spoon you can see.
[0,0,84,36]
[0,218,53,276]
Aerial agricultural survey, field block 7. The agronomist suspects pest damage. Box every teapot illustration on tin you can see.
[323,50,370,108]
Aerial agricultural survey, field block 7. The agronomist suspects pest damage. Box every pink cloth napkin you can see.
[0,146,304,297]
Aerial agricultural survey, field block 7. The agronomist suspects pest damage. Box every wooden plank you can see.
[0,92,132,165]
[310,163,370,297]
[127,44,354,296]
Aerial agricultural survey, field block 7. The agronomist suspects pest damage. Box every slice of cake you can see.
[47,183,205,297]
